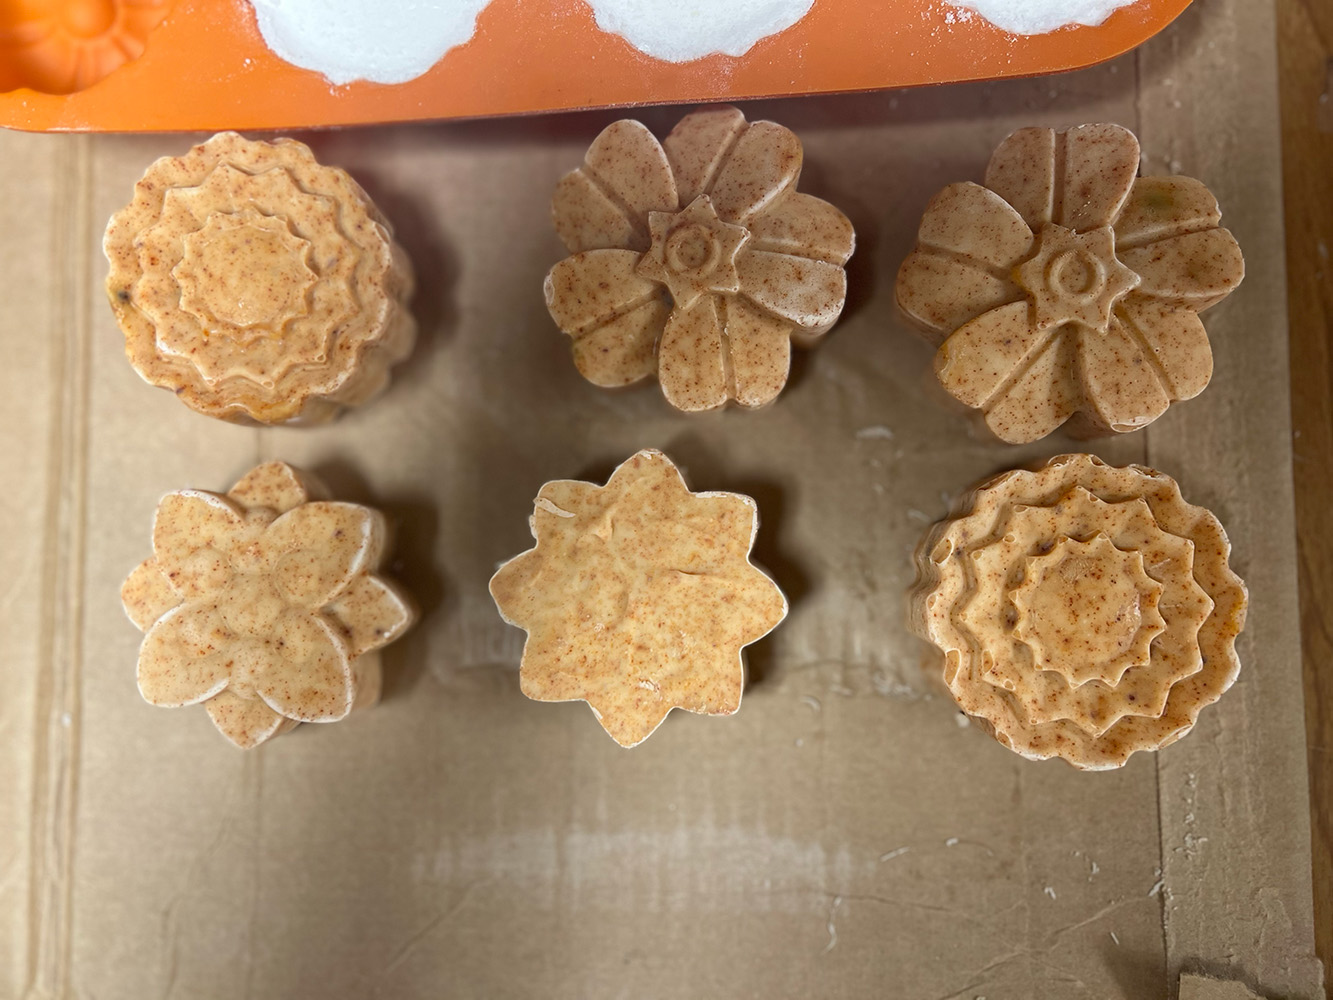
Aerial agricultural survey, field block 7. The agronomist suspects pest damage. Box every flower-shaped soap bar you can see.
[122,462,415,748]
[105,132,415,425]
[489,449,787,746]
[910,454,1247,770]
[897,124,1244,443]
[546,106,855,412]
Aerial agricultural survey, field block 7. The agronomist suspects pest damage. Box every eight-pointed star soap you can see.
[489,449,788,746]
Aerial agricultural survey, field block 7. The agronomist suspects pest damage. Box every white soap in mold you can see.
[247,0,493,85]
[582,0,816,62]
[947,0,1142,35]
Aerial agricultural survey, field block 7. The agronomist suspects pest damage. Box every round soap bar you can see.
[104,132,415,425]
[896,123,1244,444]
[121,461,415,748]
[545,105,855,413]
[490,449,788,746]
[910,453,1247,770]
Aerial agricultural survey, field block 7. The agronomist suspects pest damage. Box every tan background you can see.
[0,1,1323,997]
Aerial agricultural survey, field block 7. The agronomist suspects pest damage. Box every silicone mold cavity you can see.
[0,0,172,95]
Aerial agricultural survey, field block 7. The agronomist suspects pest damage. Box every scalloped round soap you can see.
[910,453,1247,770]
[104,132,415,426]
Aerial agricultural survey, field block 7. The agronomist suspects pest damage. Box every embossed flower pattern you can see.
[489,450,787,746]
[897,124,1245,443]
[545,106,854,412]
[122,462,415,749]
[910,453,1247,770]
[104,132,415,425]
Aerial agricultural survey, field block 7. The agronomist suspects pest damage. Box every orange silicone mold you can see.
[0,0,171,96]
[0,0,1190,132]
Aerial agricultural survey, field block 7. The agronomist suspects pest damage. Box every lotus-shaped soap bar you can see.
[897,124,1244,443]
[546,106,855,412]
[910,453,1247,770]
[122,462,415,748]
[490,449,787,746]
[105,132,415,425]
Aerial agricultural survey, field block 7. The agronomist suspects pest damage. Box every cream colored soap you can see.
[122,461,415,748]
[897,123,1244,443]
[546,106,855,412]
[105,132,415,425]
[490,449,788,746]
[910,453,1247,770]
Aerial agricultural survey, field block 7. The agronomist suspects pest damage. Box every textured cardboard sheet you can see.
[0,1,1321,998]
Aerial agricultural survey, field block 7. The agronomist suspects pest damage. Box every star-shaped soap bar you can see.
[489,449,788,746]
[121,461,415,748]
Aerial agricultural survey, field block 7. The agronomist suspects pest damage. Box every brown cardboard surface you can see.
[1179,975,1267,1000]
[0,1,1322,997]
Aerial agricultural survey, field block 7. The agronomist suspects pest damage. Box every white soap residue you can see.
[248,0,494,85]
[583,0,816,62]
[946,0,1142,35]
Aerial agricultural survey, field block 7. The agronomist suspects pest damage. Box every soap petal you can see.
[151,490,245,600]
[1117,294,1214,401]
[736,249,845,334]
[571,295,669,388]
[659,296,729,412]
[545,250,659,337]
[1077,323,1172,433]
[138,604,233,707]
[1058,123,1140,231]
[121,558,180,632]
[1113,176,1222,250]
[934,300,1050,409]
[255,611,356,723]
[588,698,675,749]
[982,330,1080,444]
[1118,228,1245,311]
[582,120,678,227]
[227,460,313,514]
[896,249,1021,342]
[663,105,749,206]
[985,127,1056,230]
[916,182,1033,270]
[205,690,296,749]
[324,573,417,659]
[552,168,642,254]
[725,297,793,409]
[264,502,384,609]
[707,121,803,226]
[747,191,855,266]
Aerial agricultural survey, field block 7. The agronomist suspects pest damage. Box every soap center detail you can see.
[175,210,316,335]
[665,223,722,276]
[638,195,749,310]
[1010,534,1166,687]
[1016,223,1140,333]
